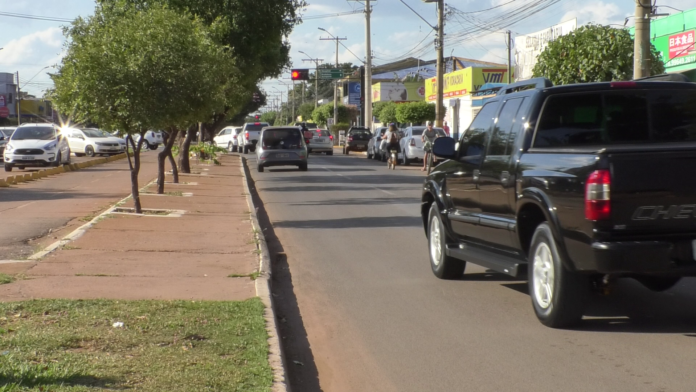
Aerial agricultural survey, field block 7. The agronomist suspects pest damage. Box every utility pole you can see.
[15,71,20,126]
[435,0,444,127]
[365,0,373,131]
[291,82,295,123]
[320,35,347,128]
[633,0,652,79]
[300,57,323,108]
[507,30,512,83]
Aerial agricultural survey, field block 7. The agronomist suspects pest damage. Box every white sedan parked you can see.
[214,126,242,152]
[399,126,446,165]
[4,123,71,171]
[64,128,127,157]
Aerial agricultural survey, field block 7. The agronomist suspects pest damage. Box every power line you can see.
[0,11,73,23]
[302,9,363,20]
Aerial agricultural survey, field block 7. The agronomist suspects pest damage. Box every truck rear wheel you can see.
[428,203,465,279]
[529,222,589,328]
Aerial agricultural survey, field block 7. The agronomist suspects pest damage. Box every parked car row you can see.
[366,125,447,165]
[2,123,140,172]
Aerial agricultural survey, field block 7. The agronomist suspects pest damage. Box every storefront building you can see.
[649,8,696,80]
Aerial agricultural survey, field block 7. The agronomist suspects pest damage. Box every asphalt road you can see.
[247,151,696,392]
[0,150,160,260]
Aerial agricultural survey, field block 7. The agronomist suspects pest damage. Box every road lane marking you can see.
[16,201,36,210]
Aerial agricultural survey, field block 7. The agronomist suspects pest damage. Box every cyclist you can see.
[381,123,401,166]
[422,121,439,172]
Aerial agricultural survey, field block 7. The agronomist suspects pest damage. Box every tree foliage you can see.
[376,102,398,124]
[395,101,436,125]
[298,103,314,122]
[52,4,233,211]
[311,103,354,126]
[260,111,277,124]
[532,24,665,85]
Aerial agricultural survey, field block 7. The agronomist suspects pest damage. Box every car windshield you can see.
[262,129,303,150]
[245,123,268,132]
[411,128,445,136]
[12,126,55,140]
[315,130,331,137]
[83,129,109,138]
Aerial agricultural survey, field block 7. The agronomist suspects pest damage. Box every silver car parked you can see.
[367,127,387,160]
[256,127,308,172]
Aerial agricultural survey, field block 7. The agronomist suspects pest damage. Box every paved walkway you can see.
[0,155,259,301]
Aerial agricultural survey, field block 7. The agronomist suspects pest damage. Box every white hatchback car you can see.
[65,128,126,157]
[4,123,71,171]
[214,126,242,152]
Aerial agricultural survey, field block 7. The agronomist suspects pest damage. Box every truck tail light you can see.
[348,136,353,142]
[329,135,334,141]
[245,132,249,140]
[410,139,416,147]
[585,170,611,220]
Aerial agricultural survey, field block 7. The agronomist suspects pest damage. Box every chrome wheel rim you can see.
[533,242,555,309]
[429,215,442,266]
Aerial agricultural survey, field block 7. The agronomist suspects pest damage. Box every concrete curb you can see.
[239,157,289,392]
[2,153,128,186]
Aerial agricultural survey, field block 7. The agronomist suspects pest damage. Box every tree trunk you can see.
[178,127,195,174]
[168,150,179,184]
[157,129,179,194]
[127,131,146,214]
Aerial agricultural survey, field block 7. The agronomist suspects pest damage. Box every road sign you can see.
[318,69,344,80]
[0,107,10,118]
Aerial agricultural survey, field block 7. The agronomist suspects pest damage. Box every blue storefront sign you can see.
[348,82,361,107]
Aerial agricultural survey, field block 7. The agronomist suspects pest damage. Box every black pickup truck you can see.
[422,75,696,328]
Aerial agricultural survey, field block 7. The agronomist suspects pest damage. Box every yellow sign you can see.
[371,82,425,102]
[425,67,510,102]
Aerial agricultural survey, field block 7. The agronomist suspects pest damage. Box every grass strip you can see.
[0,298,272,391]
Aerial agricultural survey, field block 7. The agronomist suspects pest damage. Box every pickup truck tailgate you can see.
[610,149,696,232]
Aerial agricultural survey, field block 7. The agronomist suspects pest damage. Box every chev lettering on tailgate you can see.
[632,205,696,220]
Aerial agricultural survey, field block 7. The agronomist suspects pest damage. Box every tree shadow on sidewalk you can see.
[244,162,323,392]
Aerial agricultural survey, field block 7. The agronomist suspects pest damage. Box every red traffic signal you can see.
[254,115,260,120]
[291,69,310,81]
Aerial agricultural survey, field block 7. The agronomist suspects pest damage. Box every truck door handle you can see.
[473,169,480,182]
[500,171,510,184]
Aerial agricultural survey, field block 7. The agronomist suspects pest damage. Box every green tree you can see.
[260,111,277,124]
[98,0,305,168]
[52,5,232,211]
[298,103,315,122]
[377,102,398,124]
[395,101,436,125]
[533,24,665,85]
[311,103,354,126]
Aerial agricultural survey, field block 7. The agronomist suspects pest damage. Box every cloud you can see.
[0,27,65,96]
[558,1,623,25]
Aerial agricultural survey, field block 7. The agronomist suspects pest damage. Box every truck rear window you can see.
[534,90,696,147]
[245,123,268,132]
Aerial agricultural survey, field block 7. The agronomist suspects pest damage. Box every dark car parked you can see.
[421,75,696,328]
[343,127,371,155]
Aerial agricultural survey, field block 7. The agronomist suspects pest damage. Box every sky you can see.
[0,0,693,99]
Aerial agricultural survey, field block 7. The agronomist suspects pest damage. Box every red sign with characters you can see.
[0,107,10,118]
[669,30,695,59]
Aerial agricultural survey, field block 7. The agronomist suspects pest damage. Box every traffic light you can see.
[254,115,260,120]
[291,69,310,81]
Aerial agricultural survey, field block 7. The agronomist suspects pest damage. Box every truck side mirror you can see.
[432,137,456,160]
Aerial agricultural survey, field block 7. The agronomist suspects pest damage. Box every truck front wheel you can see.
[529,222,589,328]
[428,203,465,279]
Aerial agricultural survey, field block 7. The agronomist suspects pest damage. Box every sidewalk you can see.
[0,154,259,301]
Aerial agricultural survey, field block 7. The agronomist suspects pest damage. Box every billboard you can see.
[652,29,696,72]
[371,82,425,102]
[425,67,509,102]
[348,82,361,106]
[514,19,577,81]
